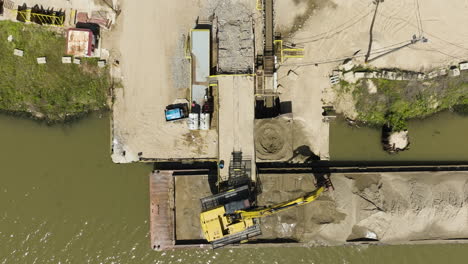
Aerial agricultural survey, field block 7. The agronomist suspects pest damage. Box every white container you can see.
[200,113,210,130]
[188,113,199,130]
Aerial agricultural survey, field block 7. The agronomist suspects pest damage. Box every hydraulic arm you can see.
[234,186,325,219]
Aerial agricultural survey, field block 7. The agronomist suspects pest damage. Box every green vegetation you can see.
[0,21,110,122]
[338,73,468,131]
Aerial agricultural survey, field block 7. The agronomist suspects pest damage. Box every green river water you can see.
[1,112,468,263]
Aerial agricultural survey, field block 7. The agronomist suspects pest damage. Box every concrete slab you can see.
[112,0,218,162]
[13,49,23,57]
[62,56,72,64]
[36,57,46,64]
[217,76,255,181]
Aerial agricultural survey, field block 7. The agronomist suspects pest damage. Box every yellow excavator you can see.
[200,183,327,248]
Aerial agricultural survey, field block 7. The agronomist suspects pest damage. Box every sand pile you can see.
[255,117,323,162]
[174,175,213,240]
[255,118,292,161]
[257,172,468,244]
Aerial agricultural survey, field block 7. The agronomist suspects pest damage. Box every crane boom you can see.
[234,186,325,219]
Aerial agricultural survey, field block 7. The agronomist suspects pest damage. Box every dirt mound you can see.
[259,125,285,154]
[254,172,468,244]
[255,118,292,160]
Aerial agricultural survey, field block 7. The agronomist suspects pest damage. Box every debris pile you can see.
[206,1,254,73]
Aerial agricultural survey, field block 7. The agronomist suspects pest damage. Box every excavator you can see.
[199,152,331,248]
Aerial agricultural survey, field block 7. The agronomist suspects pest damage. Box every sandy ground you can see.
[258,172,468,244]
[110,0,261,162]
[280,0,468,71]
[11,0,107,11]
[273,0,468,159]
[218,76,255,181]
[111,0,218,162]
[174,175,212,240]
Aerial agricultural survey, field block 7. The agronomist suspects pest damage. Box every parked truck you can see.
[164,103,189,121]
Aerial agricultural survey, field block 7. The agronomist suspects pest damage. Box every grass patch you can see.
[0,21,110,122]
[337,74,468,131]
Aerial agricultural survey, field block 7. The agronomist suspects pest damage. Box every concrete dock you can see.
[217,76,256,181]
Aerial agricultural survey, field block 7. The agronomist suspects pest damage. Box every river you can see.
[1,112,468,264]
[330,110,468,162]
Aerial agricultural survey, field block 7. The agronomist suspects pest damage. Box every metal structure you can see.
[200,151,329,248]
[15,5,65,26]
[274,39,305,63]
[200,183,326,248]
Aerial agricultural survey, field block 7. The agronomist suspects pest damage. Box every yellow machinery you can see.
[200,185,325,248]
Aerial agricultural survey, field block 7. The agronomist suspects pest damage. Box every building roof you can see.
[66,28,93,57]
[191,29,210,83]
[191,29,210,104]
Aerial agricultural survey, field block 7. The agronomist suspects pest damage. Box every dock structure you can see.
[217,76,256,182]
[263,0,275,76]
[149,170,175,251]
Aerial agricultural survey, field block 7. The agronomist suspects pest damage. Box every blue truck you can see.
[165,103,189,121]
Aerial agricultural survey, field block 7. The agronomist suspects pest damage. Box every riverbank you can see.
[332,72,468,131]
[330,111,468,161]
[0,21,110,122]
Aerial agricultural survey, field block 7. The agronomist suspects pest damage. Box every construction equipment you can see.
[200,176,328,248]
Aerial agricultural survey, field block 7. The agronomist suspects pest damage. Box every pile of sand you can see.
[255,117,323,162]
[255,118,292,161]
[257,172,468,244]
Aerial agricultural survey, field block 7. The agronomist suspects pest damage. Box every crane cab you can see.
[199,185,261,248]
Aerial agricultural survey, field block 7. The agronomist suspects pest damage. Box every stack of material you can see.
[76,11,112,29]
[215,1,254,73]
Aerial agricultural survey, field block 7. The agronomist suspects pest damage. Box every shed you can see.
[66,28,93,57]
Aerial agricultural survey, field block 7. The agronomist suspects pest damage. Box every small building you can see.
[66,28,94,57]
[73,58,81,65]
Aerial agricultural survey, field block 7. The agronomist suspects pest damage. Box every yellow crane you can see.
[200,185,326,248]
